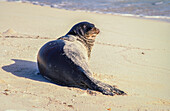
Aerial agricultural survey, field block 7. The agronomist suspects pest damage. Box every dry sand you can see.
[0,1,170,111]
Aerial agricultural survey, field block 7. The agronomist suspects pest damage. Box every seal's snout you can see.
[95,27,100,34]
[91,27,100,34]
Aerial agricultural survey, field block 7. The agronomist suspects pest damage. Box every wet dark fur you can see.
[37,22,126,96]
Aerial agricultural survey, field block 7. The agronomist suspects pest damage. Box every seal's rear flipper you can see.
[80,74,126,96]
[92,79,127,96]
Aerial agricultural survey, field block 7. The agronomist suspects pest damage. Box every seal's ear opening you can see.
[66,22,95,37]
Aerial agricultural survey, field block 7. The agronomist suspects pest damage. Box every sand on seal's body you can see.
[0,1,170,111]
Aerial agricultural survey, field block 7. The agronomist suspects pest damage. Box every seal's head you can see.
[66,22,100,41]
[66,22,100,58]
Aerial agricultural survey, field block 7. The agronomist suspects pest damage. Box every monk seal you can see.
[37,22,126,96]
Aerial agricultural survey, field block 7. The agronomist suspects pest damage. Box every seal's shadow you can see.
[2,59,49,83]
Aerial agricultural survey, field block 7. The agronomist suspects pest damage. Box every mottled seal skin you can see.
[37,22,126,96]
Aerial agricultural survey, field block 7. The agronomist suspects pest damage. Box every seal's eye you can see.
[86,27,92,32]
[86,25,94,32]
[82,23,94,32]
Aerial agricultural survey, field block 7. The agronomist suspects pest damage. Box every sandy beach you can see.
[0,1,170,111]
